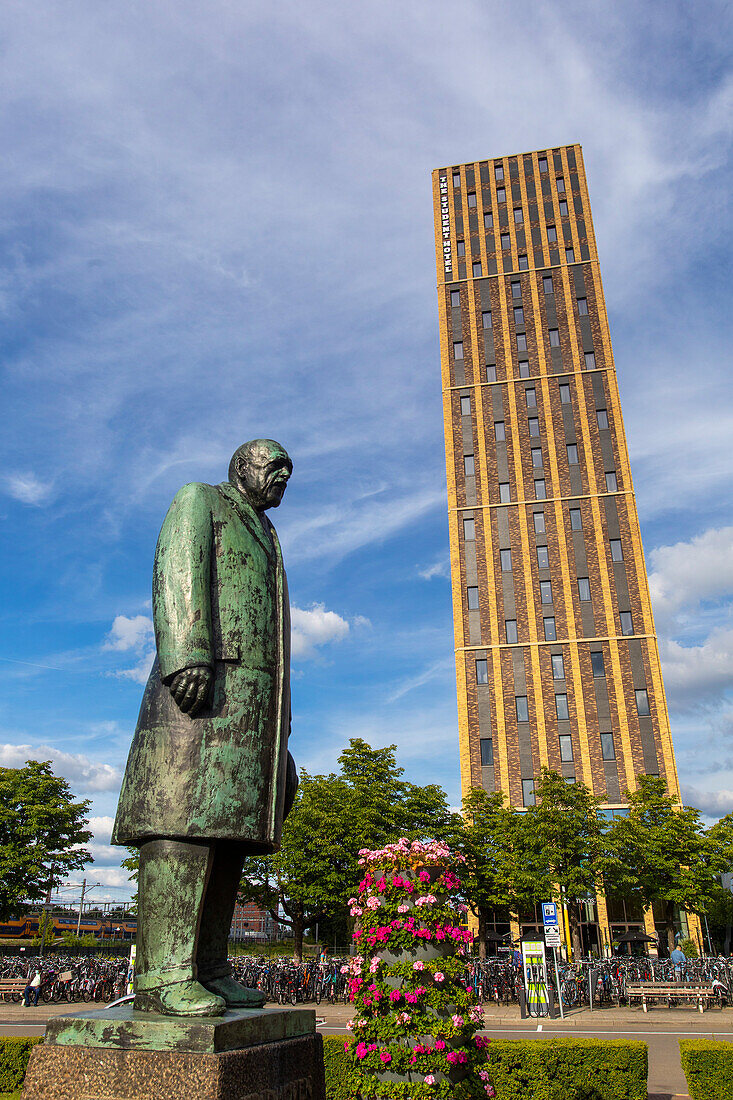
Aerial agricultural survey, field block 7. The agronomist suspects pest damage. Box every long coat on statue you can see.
[112,480,295,851]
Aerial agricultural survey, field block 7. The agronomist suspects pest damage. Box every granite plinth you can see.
[22,1033,325,1100]
[43,1004,315,1054]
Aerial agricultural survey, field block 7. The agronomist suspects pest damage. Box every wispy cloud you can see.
[0,743,120,792]
[4,472,53,505]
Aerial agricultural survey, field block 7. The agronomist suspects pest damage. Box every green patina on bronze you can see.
[44,1006,315,1054]
[106,440,298,1018]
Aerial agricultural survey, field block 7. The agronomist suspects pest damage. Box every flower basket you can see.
[344,839,495,1098]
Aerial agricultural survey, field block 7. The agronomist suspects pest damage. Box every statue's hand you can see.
[168,665,212,716]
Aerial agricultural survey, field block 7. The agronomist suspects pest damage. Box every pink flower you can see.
[343,1040,349,1052]
[389,989,401,1002]
[485,1088,496,1098]
[379,1052,391,1064]
[434,1039,446,1051]
[405,992,418,1004]
[434,972,445,983]
[369,957,380,973]
[447,1051,467,1065]
[415,986,427,996]
[355,1042,368,1060]
[366,896,380,909]
[413,960,425,971]
[424,1075,436,1085]
[451,1014,464,1027]
[397,903,409,913]
[419,870,431,883]
[474,1035,489,1050]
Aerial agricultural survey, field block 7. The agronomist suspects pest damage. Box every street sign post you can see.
[542,901,564,1019]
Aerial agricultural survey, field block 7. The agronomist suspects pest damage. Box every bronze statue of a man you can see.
[112,440,297,1016]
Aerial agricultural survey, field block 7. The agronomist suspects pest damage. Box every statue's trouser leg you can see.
[196,840,246,984]
[135,838,213,992]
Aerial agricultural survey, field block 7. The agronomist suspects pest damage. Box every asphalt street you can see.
[3,1000,732,1098]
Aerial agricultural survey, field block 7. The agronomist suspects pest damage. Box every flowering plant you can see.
[345,840,494,1098]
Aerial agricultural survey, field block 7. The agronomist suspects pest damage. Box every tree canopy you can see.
[0,760,93,920]
[239,738,452,958]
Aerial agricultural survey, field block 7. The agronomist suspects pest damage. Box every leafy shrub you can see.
[678,937,699,959]
[487,1038,647,1100]
[323,1036,356,1100]
[680,1039,733,1100]
[0,1038,42,1093]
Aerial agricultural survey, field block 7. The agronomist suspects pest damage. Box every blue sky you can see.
[1,0,732,901]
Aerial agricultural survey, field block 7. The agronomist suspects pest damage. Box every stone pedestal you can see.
[21,1005,325,1100]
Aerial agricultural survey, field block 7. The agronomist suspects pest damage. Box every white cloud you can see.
[681,785,733,819]
[418,556,450,581]
[649,527,733,623]
[291,604,350,660]
[104,615,154,652]
[104,614,155,684]
[0,743,121,792]
[4,471,53,505]
[661,631,733,709]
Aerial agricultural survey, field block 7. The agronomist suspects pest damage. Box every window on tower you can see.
[543,616,557,641]
[569,508,582,530]
[480,738,494,766]
[601,733,616,760]
[460,395,471,415]
[559,735,573,762]
[636,689,651,716]
[505,619,518,644]
[549,328,560,347]
[482,310,492,328]
[526,387,537,407]
[467,586,479,610]
[515,696,529,722]
[591,651,605,678]
[534,478,547,500]
[577,297,589,315]
[514,208,523,224]
[500,548,512,572]
[499,482,511,503]
[517,333,528,352]
[597,409,609,430]
[484,211,493,229]
[476,659,488,684]
[610,539,623,562]
[518,255,529,269]
[540,580,552,604]
[547,225,557,243]
[467,192,477,207]
[551,653,565,679]
[578,577,591,601]
[497,187,506,203]
[620,611,634,636]
[555,694,569,721]
[537,545,550,568]
[453,341,464,359]
[494,421,505,441]
[464,455,475,476]
[450,289,460,307]
[463,517,475,540]
[567,444,579,464]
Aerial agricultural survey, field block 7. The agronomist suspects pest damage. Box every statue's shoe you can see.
[134,979,226,1016]
[202,974,265,1008]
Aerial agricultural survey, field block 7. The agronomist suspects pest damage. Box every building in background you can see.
[230,900,282,943]
[432,144,694,954]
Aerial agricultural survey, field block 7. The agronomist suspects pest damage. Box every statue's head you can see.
[229,439,292,512]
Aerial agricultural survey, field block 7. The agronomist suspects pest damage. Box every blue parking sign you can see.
[542,902,558,928]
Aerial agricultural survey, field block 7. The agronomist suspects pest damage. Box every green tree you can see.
[240,739,452,960]
[0,760,92,920]
[451,788,529,958]
[519,769,606,958]
[603,775,725,955]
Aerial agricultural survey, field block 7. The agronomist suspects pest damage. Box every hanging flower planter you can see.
[344,838,495,1098]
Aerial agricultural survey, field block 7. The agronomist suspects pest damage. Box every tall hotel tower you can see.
[432,145,684,950]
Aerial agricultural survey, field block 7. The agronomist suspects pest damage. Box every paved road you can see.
[4,1000,732,1098]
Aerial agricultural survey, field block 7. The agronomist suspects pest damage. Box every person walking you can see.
[23,971,42,1007]
[671,942,686,978]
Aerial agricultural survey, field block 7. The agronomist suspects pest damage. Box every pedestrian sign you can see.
[542,902,558,929]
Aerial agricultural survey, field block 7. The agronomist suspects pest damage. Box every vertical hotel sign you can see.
[439,173,452,276]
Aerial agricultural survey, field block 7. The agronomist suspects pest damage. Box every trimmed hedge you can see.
[0,1038,42,1094]
[487,1039,647,1100]
[680,1039,733,1100]
[323,1036,356,1100]
[323,1035,646,1100]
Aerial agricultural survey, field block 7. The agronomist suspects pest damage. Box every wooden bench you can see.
[0,977,28,1002]
[626,981,722,1013]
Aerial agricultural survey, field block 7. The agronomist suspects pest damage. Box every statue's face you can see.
[238,444,292,510]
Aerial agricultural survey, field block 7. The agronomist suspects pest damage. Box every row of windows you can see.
[457,244,578,268]
[459,393,609,437]
[453,165,567,192]
[453,343,597,377]
[480,727,616,772]
[475,655,647,711]
[450,272,576,311]
[482,469,619,501]
[470,596,636,637]
[483,353,597,381]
